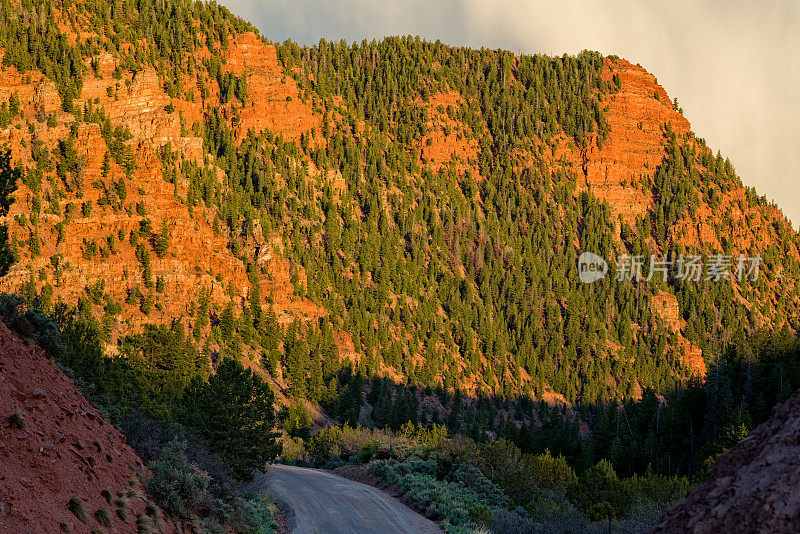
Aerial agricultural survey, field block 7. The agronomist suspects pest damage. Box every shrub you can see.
[94,508,111,526]
[146,440,213,521]
[358,443,375,464]
[458,439,577,506]
[67,496,87,523]
[568,459,632,520]
[0,293,66,357]
[115,497,128,521]
[236,497,278,534]
[137,501,164,534]
[135,514,159,534]
[468,504,494,527]
[280,436,308,464]
[366,458,508,530]
[451,464,508,507]
[120,412,238,498]
[624,471,689,509]
[306,426,343,464]
[525,490,594,533]
[588,501,614,521]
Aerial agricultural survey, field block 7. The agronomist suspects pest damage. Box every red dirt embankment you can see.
[0,320,172,533]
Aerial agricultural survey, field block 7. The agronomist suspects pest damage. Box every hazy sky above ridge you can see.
[220,0,800,227]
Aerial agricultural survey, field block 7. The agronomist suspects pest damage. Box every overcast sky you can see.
[220,0,800,227]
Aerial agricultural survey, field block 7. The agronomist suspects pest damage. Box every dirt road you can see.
[265,464,442,534]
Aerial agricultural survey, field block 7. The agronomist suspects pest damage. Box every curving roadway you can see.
[265,464,442,534]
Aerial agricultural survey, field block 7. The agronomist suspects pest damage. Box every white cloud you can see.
[221,0,800,226]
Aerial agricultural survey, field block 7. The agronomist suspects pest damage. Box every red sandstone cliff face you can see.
[576,59,690,225]
[0,26,795,392]
[651,290,706,377]
[0,34,330,351]
[225,33,320,141]
[0,319,173,533]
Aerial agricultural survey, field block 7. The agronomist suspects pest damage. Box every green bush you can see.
[566,460,688,524]
[588,501,614,521]
[306,426,343,463]
[358,443,375,464]
[568,460,627,518]
[0,293,66,357]
[524,490,593,531]
[451,464,508,506]
[366,458,508,531]
[146,440,214,522]
[236,497,278,534]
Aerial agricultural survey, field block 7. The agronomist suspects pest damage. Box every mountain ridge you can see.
[0,1,797,408]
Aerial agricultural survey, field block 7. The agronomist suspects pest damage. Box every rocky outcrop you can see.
[651,291,706,377]
[0,32,329,349]
[650,387,800,533]
[226,33,320,141]
[574,58,691,225]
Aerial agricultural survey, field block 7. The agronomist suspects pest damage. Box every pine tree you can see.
[284,322,311,398]
[220,302,235,342]
[181,358,281,480]
[153,219,171,258]
[0,149,19,276]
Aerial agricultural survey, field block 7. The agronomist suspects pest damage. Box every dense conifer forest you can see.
[0,1,799,532]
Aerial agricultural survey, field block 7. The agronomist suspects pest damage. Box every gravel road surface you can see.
[265,464,442,534]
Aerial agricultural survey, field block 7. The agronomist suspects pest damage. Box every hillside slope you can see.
[0,1,797,411]
[0,319,171,533]
[650,386,800,533]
